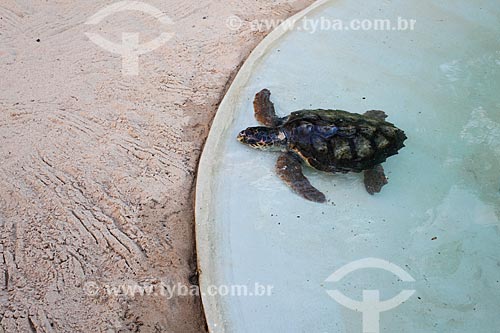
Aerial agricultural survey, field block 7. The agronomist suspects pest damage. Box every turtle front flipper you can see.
[254,89,282,127]
[276,152,326,203]
[364,164,388,194]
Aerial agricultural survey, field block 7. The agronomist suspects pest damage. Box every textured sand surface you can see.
[0,0,312,332]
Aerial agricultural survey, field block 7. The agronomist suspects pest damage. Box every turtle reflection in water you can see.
[237,89,407,203]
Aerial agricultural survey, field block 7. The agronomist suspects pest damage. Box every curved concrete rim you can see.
[194,0,331,331]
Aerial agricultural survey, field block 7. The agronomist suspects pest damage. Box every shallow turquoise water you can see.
[198,0,500,332]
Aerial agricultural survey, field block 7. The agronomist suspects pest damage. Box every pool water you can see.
[196,0,500,332]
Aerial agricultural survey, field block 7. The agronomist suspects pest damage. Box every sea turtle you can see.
[237,89,407,203]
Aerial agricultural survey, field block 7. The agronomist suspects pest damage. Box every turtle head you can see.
[237,126,287,150]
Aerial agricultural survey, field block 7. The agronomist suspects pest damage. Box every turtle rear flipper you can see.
[364,164,388,194]
[254,89,282,127]
[362,110,389,194]
[364,110,388,120]
[276,153,326,203]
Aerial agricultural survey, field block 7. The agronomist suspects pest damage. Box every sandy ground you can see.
[0,0,313,332]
